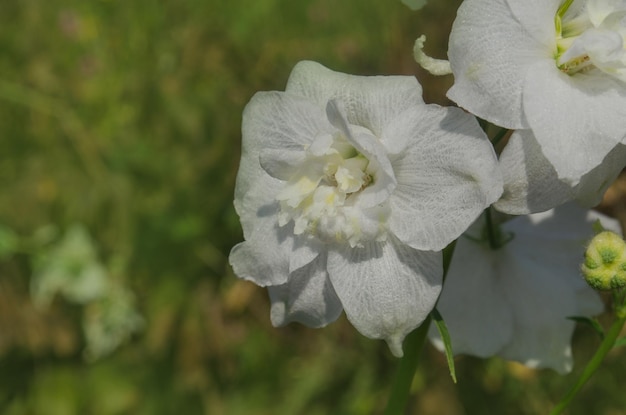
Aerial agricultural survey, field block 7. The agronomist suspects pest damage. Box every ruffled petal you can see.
[387,105,503,251]
[268,252,343,328]
[229,223,292,287]
[285,61,424,138]
[327,237,442,357]
[236,91,333,201]
[447,0,548,128]
[522,60,626,184]
[325,100,397,207]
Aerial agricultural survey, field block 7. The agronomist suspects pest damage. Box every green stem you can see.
[383,317,432,415]
[484,207,499,250]
[383,242,457,414]
[550,312,626,415]
[490,128,510,148]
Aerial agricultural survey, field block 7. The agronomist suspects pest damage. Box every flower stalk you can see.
[550,301,626,415]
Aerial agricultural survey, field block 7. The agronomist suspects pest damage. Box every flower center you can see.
[554,0,626,81]
[276,131,388,247]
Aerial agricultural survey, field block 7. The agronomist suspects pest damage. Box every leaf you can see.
[568,316,605,340]
[432,308,457,383]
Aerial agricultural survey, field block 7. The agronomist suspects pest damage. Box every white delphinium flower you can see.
[447,0,626,212]
[431,204,620,373]
[229,61,503,356]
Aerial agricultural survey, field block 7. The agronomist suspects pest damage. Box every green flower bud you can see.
[582,231,626,291]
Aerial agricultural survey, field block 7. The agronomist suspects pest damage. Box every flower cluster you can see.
[229,0,626,370]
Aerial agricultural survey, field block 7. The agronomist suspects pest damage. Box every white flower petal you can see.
[566,152,622,206]
[497,263,579,374]
[496,130,626,214]
[229,236,291,288]
[495,207,606,373]
[268,253,343,328]
[286,61,424,138]
[229,202,294,287]
[236,91,332,202]
[495,130,580,214]
[523,60,626,184]
[447,0,548,128]
[434,204,614,373]
[431,237,514,357]
[327,237,442,357]
[290,236,322,273]
[387,105,503,251]
[259,149,306,181]
[505,0,562,44]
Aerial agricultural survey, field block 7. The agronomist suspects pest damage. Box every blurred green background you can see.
[1,0,625,414]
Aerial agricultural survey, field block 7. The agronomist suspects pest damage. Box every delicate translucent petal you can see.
[286,61,424,138]
[523,60,626,184]
[268,253,343,328]
[497,208,606,372]
[327,237,442,357]
[430,238,514,357]
[432,205,614,373]
[388,106,503,251]
[497,259,578,374]
[496,130,626,214]
[447,0,548,128]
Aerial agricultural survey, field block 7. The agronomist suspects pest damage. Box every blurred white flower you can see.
[83,282,144,361]
[431,204,621,373]
[30,224,144,360]
[229,60,503,356]
[31,224,108,307]
[447,0,626,211]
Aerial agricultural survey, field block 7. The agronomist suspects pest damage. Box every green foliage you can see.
[0,0,624,414]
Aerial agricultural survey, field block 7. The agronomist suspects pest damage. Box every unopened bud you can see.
[582,231,626,291]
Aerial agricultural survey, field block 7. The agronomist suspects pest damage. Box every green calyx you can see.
[582,231,626,291]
